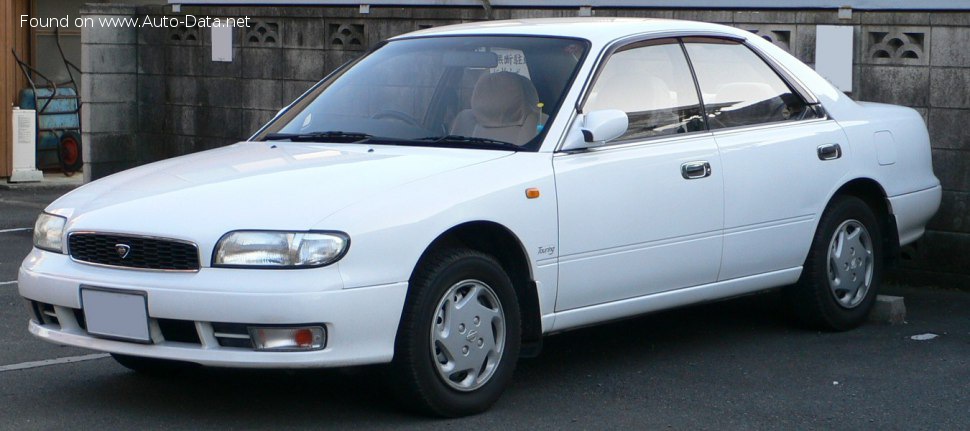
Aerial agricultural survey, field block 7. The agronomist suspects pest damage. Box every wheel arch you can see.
[410,220,543,349]
[828,177,900,264]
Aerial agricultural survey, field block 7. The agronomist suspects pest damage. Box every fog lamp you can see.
[249,326,326,351]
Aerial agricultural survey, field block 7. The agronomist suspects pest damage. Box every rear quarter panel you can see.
[835,102,939,196]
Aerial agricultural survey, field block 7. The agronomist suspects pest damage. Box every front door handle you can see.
[681,161,711,180]
[818,143,842,161]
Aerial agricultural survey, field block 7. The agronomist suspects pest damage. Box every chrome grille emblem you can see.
[115,243,131,259]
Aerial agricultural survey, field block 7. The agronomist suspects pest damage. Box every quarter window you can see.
[683,39,820,129]
[584,39,706,142]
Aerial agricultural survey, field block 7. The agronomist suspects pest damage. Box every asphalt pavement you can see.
[0,185,967,429]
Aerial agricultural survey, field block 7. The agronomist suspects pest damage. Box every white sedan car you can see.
[20,18,940,416]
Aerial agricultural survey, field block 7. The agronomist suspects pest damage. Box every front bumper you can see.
[18,249,408,368]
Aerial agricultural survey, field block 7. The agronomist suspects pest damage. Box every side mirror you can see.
[559,109,628,152]
[582,109,628,143]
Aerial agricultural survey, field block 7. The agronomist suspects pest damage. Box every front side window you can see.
[683,38,819,129]
[258,36,589,151]
[583,39,706,142]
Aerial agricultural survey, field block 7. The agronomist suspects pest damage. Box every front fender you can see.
[317,152,559,315]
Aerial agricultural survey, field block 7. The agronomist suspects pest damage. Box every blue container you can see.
[18,87,80,152]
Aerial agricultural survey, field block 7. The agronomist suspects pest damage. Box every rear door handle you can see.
[681,161,711,180]
[818,143,842,160]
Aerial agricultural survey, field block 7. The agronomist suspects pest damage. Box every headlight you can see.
[213,231,349,268]
[33,213,67,253]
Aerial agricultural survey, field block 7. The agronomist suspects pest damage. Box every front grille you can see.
[69,233,200,271]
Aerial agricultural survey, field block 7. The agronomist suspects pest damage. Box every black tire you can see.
[57,131,83,176]
[391,248,521,417]
[787,195,883,331]
[111,353,200,375]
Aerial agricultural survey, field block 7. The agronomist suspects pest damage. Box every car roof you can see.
[391,17,749,45]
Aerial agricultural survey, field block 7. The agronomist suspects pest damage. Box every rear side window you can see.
[583,39,706,142]
[684,39,819,129]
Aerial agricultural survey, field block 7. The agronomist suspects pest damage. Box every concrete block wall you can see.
[80,4,141,182]
[78,4,970,283]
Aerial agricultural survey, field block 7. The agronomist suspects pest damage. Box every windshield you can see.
[256,36,589,151]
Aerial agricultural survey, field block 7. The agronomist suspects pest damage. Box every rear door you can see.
[553,38,724,311]
[682,38,850,281]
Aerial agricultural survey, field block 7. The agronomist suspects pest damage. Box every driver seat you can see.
[450,72,544,146]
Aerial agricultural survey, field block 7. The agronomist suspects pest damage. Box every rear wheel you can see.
[787,195,882,331]
[392,248,521,417]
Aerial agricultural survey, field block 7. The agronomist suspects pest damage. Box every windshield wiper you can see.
[262,131,373,142]
[417,135,522,151]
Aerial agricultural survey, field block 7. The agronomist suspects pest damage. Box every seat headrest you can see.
[471,72,538,128]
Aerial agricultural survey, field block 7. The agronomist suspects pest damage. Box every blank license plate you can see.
[81,287,151,343]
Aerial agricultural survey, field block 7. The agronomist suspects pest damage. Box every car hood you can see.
[49,141,510,239]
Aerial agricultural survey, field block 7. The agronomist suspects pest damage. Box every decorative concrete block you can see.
[243,21,283,47]
[327,21,367,50]
[862,26,931,66]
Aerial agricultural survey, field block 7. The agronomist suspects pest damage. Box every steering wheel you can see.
[371,109,423,128]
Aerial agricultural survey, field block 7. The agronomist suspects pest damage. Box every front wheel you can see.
[392,248,521,417]
[787,195,883,331]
